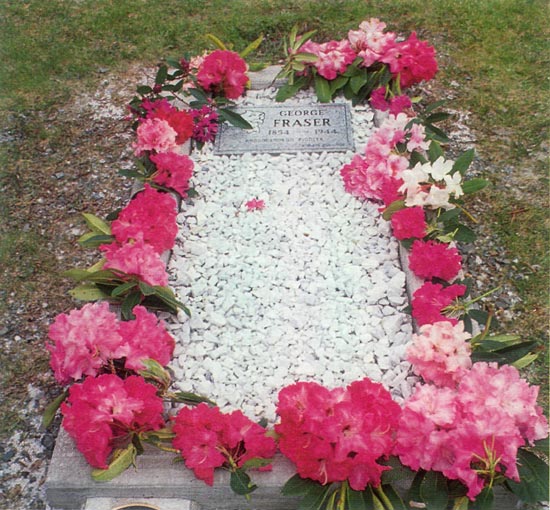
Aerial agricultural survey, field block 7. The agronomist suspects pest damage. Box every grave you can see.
[45,66,522,510]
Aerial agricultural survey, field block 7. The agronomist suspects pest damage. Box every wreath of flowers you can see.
[43,19,549,510]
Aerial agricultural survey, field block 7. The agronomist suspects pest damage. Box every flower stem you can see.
[373,486,393,510]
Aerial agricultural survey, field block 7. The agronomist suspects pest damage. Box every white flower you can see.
[444,172,464,198]
[428,157,454,181]
[425,185,452,210]
[399,162,429,197]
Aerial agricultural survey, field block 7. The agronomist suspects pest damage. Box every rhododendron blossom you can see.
[111,184,178,254]
[245,198,265,211]
[150,152,194,198]
[395,363,548,499]
[407,321,472,387]
[276,379,400,490]
[370,87,412,115]
[172,403,276,486]
[300,39,356,80]
[197,50,249,99]
[61,374,164,469]
[408,239,462,282]
[190,105,219,143]
[390,206,427,240]
[411,281,467,326]
[46,302,125,384]
[348,18,396,67]
[141,99,194,145]
[134,117,178,156]
[101,239,169,287]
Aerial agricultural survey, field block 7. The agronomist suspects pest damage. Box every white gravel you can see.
[166,89,415,423]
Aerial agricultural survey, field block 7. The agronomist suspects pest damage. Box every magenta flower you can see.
[197,50,249,99]
[411,281,467,326]
[133,118,178,156]
[150,152,194,198]
[408,239,462,282]
[245,198,265,211]
[390,206,427,240]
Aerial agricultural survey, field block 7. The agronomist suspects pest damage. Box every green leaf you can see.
[138,358,172,387]
[330,75,349,94]
[381,199,406,221]
[218,108,253,130]
[152,285,189,315]
[350,74,367,95]
[230,468,257,496]
[424,99,447,114]
[82,213,111,235]
[506,449,549,503]
[282,474,319,496]
[165,56,181,69]
[188,87,208,102]
[347,487,370,510]
[452,224,477,243]
[380,484,407,510]
[452,149,475,176]
[533,437,549,456]
[41,389,69,428]
[427,141,444,163]
[170,391,216,407]
[275,76,309,102]
[294,52,320,63]
[91,443,137,482]
[409,150,428,167]
[381,456,416,485]
[111,280,137,297]
[240,34,264,58]
[297,483,332,510]
[136,85,153,95]
[138,280,156,296]
[78,233,114,248]
[420,471,449,510]
[240,457,273,470]
[63,268,95,282]
[425,111,451,124]
[462,178,489,194]
[155,64,168,85]
[314,74,332,103]
[121,290,142,320]
[425,124,451,143]
[69,284,110,301]
[512,352,538,369]
[206,33,228,50]
[470,486,493,510]
[452,496,469,510]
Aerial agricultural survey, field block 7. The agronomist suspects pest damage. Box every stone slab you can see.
[84,497,200,510]
[213,103,354,154]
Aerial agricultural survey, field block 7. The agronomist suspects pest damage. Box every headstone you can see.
[214,103,354,154]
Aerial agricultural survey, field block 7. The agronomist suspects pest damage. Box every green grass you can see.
[0,0,548,403]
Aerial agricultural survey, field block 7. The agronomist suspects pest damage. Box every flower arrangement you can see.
[43,19,549,510]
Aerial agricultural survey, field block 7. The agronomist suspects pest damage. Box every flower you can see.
[46,302,125,384]
[61,374,164,469]
[370,87,412,115]
[142,99,194,145]
[111,184,178,254]
[197,50,249,99]
[190,105,219,143]
[172,403,276,486]
[408,239,462,282]
[411,281,467,326]
[390,206,427,240]
[150,152,194,198]
[276,379,400,490]
[348,18,396,67]
[101,238,169,287]
[134,118,178,156]
[407,321,472,387]
[117,305,175,371]
[245,198,265,211]
[300,39,356,80]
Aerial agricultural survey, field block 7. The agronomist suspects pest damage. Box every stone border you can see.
[45,66,519,510]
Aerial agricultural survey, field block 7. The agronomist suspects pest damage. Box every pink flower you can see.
[408,240,462,282]
[301,39,356,80]
[61,374,164,469]
[190,105,219,143]
[111,184,178,254]
[172,403,276,486]
[348,18,396,67]
[369,87,412,115]
[150,152,194,198]
[142,99,195,145]
[411,281,467,326]
[46,302,125,384]
[134,117,178,156]
[276,379,400,490]
[407,321,472,387]
[390,206,427,240]
[101,239,169,287]
[245,198,265,211]
[384,32,438,88]
[117,305,175,371]
[197,50,249,99]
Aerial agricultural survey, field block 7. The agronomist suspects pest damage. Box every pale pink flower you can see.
[133,118,178,156]
[245,198,265,211]
[300,39,356,80]
[348,18,396,67]
[407,321,472,387]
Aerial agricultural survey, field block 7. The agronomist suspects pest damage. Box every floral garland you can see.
[43,19,549,510]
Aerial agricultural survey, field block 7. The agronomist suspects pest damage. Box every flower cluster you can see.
[276,379,401,490]
[61,374,164,468]
[46,302,175,384]
[172,403,276,486]
[197,49,249,100]
[408,239,462,282]
[395,363,548,499]
[300,39,357,80]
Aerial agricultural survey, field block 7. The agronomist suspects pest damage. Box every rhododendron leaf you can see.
[350,73,368,95]
[462,178,489,194]
[380,456,415,485]
[78,233,114,249]
[424,100,448,114]
[381,200,406,221]
[165,56,181,69]
[230,468,257,496]
[452,149,475,176]
[206,33,228,51]
[136,85,153,95]
[425,112,451,124]
[512,352,538,369]
[218,108,253,130]
[170,391,216,406]
[240,35,264,58]
[330,75,348,95]
[450,224,476,243]
[121,290,142,320]
[427,141,444,164]
[187,188,199,198]
[188,87,208,102]
[281,474,319,496]
[155,65,168,85]
[379,485,407,510]
[419,471,448,510]
[425,124,450,143]
[240,457,273,471]
[118,169,145,179]
[294,53,320,64]
[41,389,68,428]
[297,483,332,510]
[81,213,111,235]
[151,285,190,315]
[471,486,493,510]
[111,281,137,297]
[276,76,308,102]
[409,150,428,167]
[346,486,371,510]
[139,358,171,382]
[451,496,469,510]
[69,284,110,301]
[63,268,94,282]
[314,75,331,103]
[138,281,156,296]
[91,443,137,482]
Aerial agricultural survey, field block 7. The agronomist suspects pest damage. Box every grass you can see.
[0,0,548,413]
